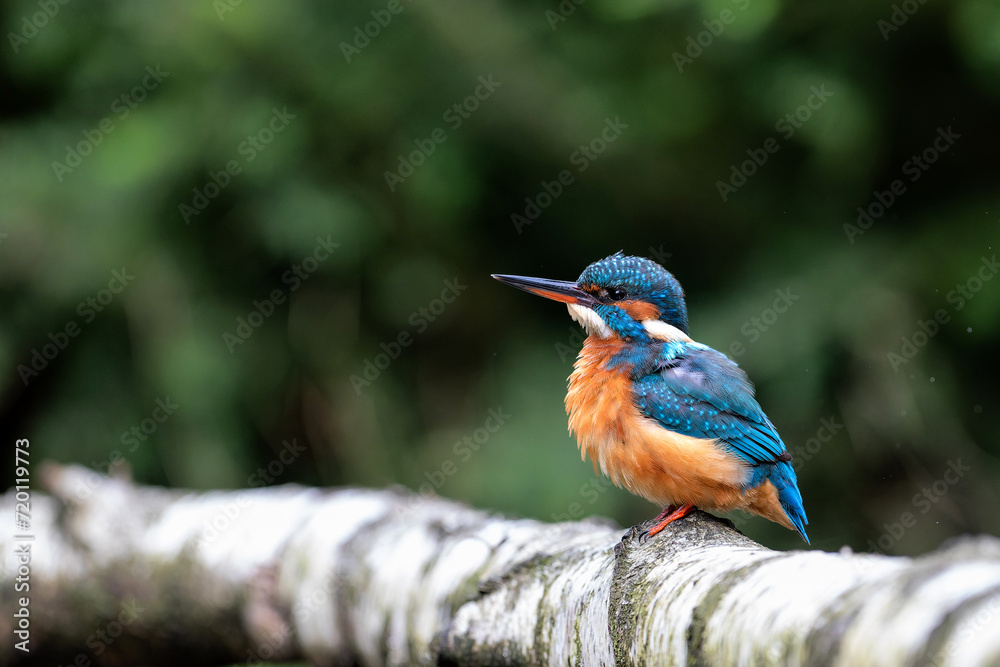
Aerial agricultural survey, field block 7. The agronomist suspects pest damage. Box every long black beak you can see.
[491,274,596,307]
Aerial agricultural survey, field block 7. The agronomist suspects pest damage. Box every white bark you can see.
[3,463,1000,666]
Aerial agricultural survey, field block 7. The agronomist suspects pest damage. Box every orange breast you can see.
[565,338,753,510]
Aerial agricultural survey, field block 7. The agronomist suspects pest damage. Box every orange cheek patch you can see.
[619,300,661,321]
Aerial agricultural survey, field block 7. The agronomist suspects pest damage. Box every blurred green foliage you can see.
[1,0,999,556]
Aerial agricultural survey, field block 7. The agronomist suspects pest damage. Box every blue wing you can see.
[631,342,809,541]
[632,343,785,465]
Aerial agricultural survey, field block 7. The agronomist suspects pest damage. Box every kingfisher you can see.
[492,253,809,543]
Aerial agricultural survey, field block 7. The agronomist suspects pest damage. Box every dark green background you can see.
[2,0,999,556]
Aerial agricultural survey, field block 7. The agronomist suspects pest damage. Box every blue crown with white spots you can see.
[577,252,689,333]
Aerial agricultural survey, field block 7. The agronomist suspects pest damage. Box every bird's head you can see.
[493,252,689,341]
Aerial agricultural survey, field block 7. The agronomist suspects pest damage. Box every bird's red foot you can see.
[650,504,679,524]
[641,503,695,540]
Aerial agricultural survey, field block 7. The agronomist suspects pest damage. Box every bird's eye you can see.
[607,287,628,301]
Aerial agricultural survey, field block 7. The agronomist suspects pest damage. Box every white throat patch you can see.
[641,319,692,342]
[567,304,612,339]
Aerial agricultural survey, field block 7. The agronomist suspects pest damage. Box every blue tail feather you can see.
[768,461,809,544]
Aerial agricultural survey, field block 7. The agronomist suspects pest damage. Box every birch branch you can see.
[2,463,1000,666]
